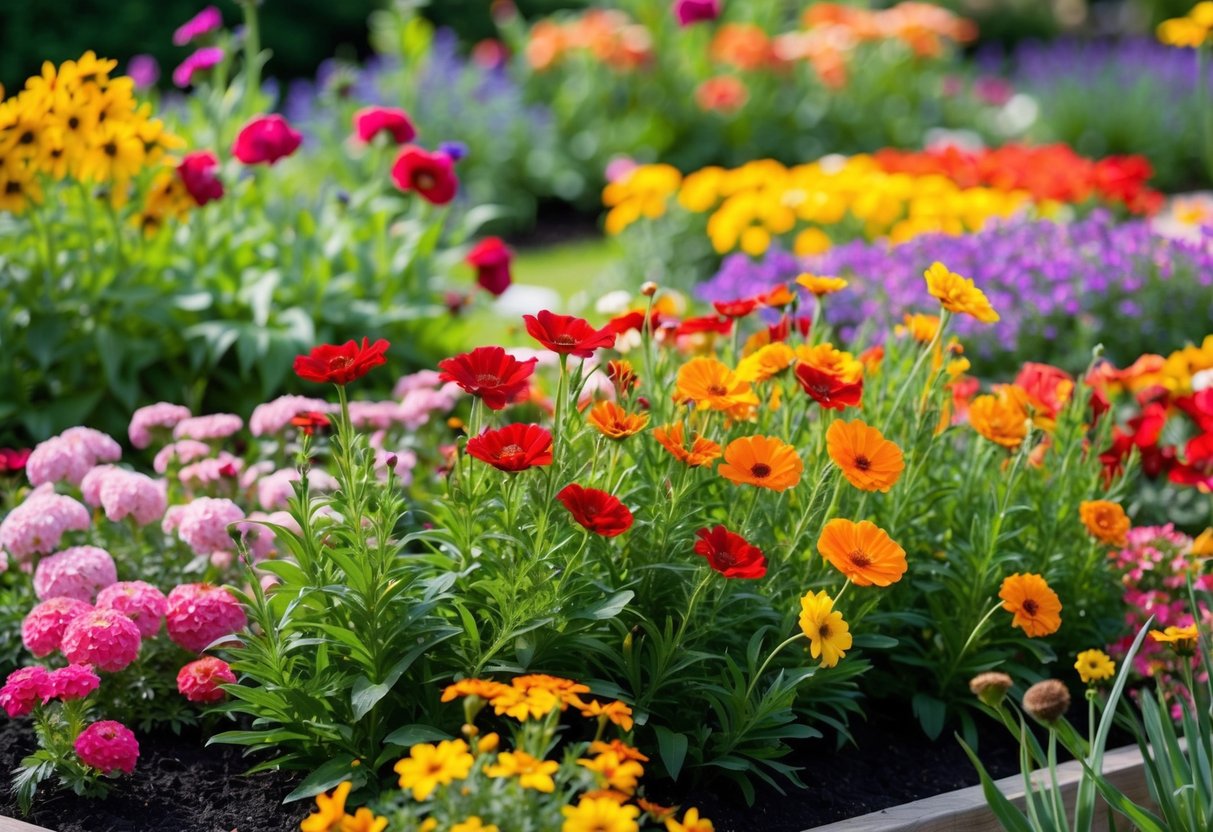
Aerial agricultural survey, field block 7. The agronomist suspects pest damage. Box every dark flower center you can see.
[750,463,771,478]
[68,116,80,130]
[854,455,871,471]
[553,334,578,346]
[5,181,21,195]
[499,443,524,459]
[475,373,501,386]
[848,549,871,568]
[819,622,832,639]
[18,130,34,145]
[707,384,728,396]
[415,172,437,190]
[1023,599,1039,616]
[102,141,118,157]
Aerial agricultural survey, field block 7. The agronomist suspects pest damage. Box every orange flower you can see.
[817,519,907,586]
[635,798,676,820]
[795,343,863,383]
[652,422,722,467]
[576,698,634,731]
[924,262,999,323]
[1079,500,1130,547]
[511,673,590,707]
[896,313,941,343]
[590,739,649,763]
[968,386,1030,448]
[695,76,748,113]
[795,273,849,296]
[588,400,650,440]
[999,573,1062,637]
[759,284,797,308]
[710,23,776,70]
[578,751,645,794]
[826,420,904,492]
[488,687,561,720]
[441,678,512,703]
[859,345,884,374]
[734,342,796,383]
[675,357,759,413]
[718,435,803,490]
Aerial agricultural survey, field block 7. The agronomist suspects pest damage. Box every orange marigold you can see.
[826,419,904,492]
[652,422,722,467]
[587,400,650,440]
[817,519,907,586]
[924,261,999,323]
[441,678,512,703]
[735,342,796,384]
[1079,500,1130,547]
[675,356,759,413]
[575,698,634,731]
[968,386,1030,448]
[796,342,863,383]
[999,573,1062,637]
[796,273,849,296]
[718,435,803,491]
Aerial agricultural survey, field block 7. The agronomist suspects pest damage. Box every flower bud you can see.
[640,281,658,297]
[969,671,1013,708]
[1023,679,1071,724]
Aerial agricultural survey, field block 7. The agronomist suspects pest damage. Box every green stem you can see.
[745,632,806,701]
[239,0,263,119]
[882,309,948,435]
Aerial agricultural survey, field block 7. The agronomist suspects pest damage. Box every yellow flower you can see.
[485,751,560,793]
[488,686,561,720]
[301,782,352,832]
[924,261,999,323]
[1158,16,1209,46]
[795,273,848,296]
[0,155,42,214]
[1149,625,1199,655]
[734,342,796,383]
[578,751,645,794]
[795,343,863,383]
[968,386,1030,448]
[562,798,641,832]
[452,820,499,832]
[1074,649,1115,685]
[340,809,388,832]
[576,698,634,731]
[1192,527,1213,558]
[603,164,682,235]
[393,739,474,801]
[76,119,145,185]
[675,356,759,414]
[798,591,852,668]
[793,227,831,256]
[678,166,728,213]
[1192,1,1213,27]
[666,807,714,832]
[895,313,941,343]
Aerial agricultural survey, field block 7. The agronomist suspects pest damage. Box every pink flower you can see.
[153,440,213,474]
[27,428,121,486]
[173,5,222,45]
[392,369,444,397]
[398,384,463,430]
[34,546,117,602]
[232,115,303,165]
[173,413,243,441]
[61,609,142,672]
[249,395,332,436]
[0,666,52,717]
[165,584,247,653]
[128,403,192,449]
[178,151,224,205]
[347,401,401,431]
[466,237,513,296]
[46,665,101,701]
[177,657,236,703]
[126,54,160,89]
[22,597,94,657]
[96,582,167,639]
[81,467,167,526]
[178,452,244,489]
[0,490,91,563]
[673,0,721,26]
[353,106,417,144]
[75,721,139,774]
[173,46,224,88]
[174,497,245,556]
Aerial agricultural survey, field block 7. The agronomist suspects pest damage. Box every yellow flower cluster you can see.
[0,52,184,215]
[1158,2,1213,47]
[604,156,1049,255]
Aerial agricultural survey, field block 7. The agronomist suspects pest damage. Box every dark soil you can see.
[0,720,307,832]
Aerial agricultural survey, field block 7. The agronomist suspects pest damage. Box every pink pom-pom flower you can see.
[81,467,167,526]
[0,666,52,717]
[26,428,121,486]
[61,609,142,672]
[96,582,167,638]
[22,597,94,657]
[0,490,91,562]
[172,413,243,442]
[75,721,140,774]
[165,584,247,653]
[128,402,192,449]
[174,497,246,556]
[34,546,117,602]
[177,657,236,703]
[45,665,101,701]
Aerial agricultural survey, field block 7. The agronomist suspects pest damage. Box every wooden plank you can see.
[804,744,1151,832]
[0,816,56,832]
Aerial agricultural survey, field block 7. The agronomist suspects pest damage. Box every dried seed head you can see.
[640,281,659,297]
[1023,679,1071,723]
[969,671,1014,708]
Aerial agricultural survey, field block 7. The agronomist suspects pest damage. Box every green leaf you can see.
[568,590,635,621]
[654,725,689,781]
[350,627,459,721]
[913,692,947,740]
[282,755,364,803]
[957,736,1034,832]
[382,724,453,747]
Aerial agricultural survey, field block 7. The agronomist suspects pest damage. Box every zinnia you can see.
[232,114,302,165]
[693,525,766,578]
[353,106,416,144]
[557,484,634,537]
[924,261,999,323]
[391,145,459,205]
[587,401,649,439]
[718,435,802,490]
[523,310,616,358]
[438,346,536,411]
[798,591,852,668]
[998,573,1062,637]
[817,519,907,586]
[466,424,553,471]
[675,357,759,413]
[466,237,513,296]
[294,338,390,385]
[1079,500,1131,547]
[826,420,904,492]
[1074,649,1115,684]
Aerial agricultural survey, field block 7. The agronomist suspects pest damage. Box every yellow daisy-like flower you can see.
[1149,625,1200,655]
[795,342,864,383]
[924,261,999,323]
[665,807,715,832]
[1074,649,1116,685]
[452,819,499,832]
[485,751,560,793]
[578,751,645,795]
[734,342,796,384]
[795,273,848,296]
[798,591,852,668]
[341,808,389,832]
[896,313,941,344]
[1191,527,1213,558]
[301,782,352,832]
[489,685,561,720]
[675,356,759,413]
[393,739,474,801]
[576,698,635,731]
[76,118,145,184]
[561,797,641,832]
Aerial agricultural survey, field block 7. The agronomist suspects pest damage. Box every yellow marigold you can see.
[452,820,499,832]
[485,751,560,793]
[665,808,715,832]
[999,573,1062,638]
[301,782,352,832]
[562,798,641,832]
[603,164,682,235]
[795,273,848,296]
[393,739,474,801]
[798,591,852,668]
[718,435,803,490]
[588,400,650,439]
[734,342,796,383]
[489,686,562,720]
[590,739,649,762]
[441,678,512,702]
[675,356,759,413]
[896,313,941,343]
[576,698,635,730]
[924,261,999,323]
[1074,649,1115,685]
[652,422,722,467]
[578,751,645,794]
[1149,625,1199,655]
[968,386,1030,448]
[796,342,863,383]
[1079,500,1131,547]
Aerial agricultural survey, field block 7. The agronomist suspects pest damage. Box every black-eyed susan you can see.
[798,591,852,668]
[561,797,641,832]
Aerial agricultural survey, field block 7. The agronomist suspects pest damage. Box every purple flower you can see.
[173,46,224,88]
[674,0,722,26]
[438,141,468,162]
[173,5,223,46]
[126,54,160,89]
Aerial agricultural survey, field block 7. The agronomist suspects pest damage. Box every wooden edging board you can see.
[803,743,1149,832]
[0,816,54,832]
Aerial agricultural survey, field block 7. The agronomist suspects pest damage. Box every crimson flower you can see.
[391,145,459,205]
[466,424,553,472]
[713,298,759,318]
[693,525,767,579]
[675,315,732,338]
[177,150,223,205]
[523,310,616,358]
[293,338,390,385]
[557,483,634,537]
[0,448,31,474]
[438,346,537,411]
[353,106,416,144]
[290,411,331,436]
[232,115,302,165]
[795,365,863,410]
[466,237,513,296]
[674,0,721,26]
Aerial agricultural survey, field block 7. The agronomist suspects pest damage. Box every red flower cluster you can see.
[438,346,537,411]
[557,483,634,536]
[293,338,390,385]
[693,525,767,579]
[872,144,1162,215]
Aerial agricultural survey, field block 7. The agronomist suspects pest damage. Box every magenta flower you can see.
[23,598,94,658]
[232,115,303,165]
[75,721,140,774]
[173,46,224,88]
[178,151,224,206]
[0,666,52,717]
[126,54,160,89]
[673,0,721,26]
[173,5,223,46]
[46,665,101,702]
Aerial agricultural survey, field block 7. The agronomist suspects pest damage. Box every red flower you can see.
[713,298,759,319]
[674,315,732,338]
[177,150,223,205]
[293,338,390,385]
[391,145,459,205]
[0,448,31,474]
[466,423,553,472]
[466,237,513,296]
[290,411,331,436]
[523,310,616,358]
[557,483,634,537]
[353,106,416,144]
[795,364,863,410]
[693,525,767,579]
[1013,362,1072,421]
[232,114,302,165]
[438,346,537,410]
